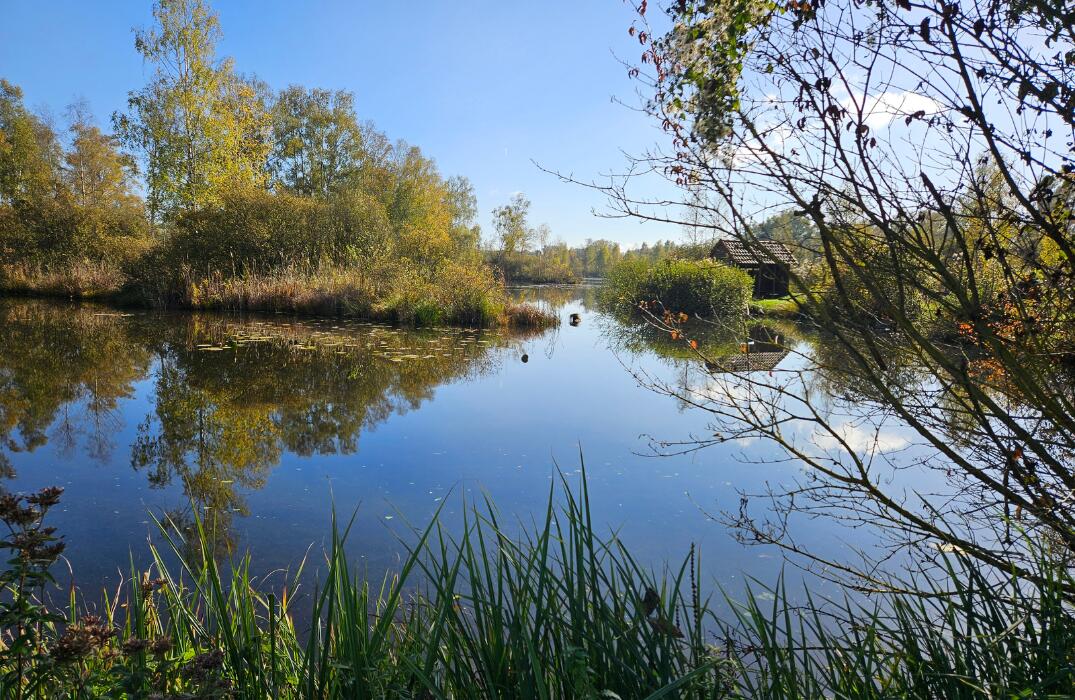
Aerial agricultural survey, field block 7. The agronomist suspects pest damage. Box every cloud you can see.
[842,90,940,130]
[813,422,909,456]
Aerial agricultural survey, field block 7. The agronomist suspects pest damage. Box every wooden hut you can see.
[710,239,795,298]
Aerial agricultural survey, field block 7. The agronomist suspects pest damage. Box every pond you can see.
[0,287,900,606]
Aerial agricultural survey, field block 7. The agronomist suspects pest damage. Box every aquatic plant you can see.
[0,474,1072,697]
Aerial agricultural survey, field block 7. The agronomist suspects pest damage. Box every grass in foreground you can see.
[1,473,1073,698]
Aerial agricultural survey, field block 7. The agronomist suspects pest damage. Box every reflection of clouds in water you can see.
[813,421,909,456]
[696,372,758,405]
[660,345,917,463]
[691,366,792,408]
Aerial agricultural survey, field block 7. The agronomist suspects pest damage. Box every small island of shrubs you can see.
[599,257,754,322]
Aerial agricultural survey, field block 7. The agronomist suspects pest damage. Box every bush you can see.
[168,188,328,273]
[600,257,752,320]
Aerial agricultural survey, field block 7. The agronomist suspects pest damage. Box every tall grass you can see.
[1,473,1073,697]
[0,261,128,299]
[3,254,553,328]
[158,262,557,329]
[729,554,1075,698]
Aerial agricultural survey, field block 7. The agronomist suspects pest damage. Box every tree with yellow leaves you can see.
[114,0,270,222]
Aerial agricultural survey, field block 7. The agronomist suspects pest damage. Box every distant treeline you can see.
[488,210,819,284]
[489,238,695,284]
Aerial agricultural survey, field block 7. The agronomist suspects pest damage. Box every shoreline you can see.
[0,283,560,330]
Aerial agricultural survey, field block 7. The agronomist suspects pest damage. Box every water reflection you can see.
[1,300,526,553]
[0,291,879,602]
[602,313,805,373]
[0,304,152,474]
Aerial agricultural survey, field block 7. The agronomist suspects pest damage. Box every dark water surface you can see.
[0,287,869,602]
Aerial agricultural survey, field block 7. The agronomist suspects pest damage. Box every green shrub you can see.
[600,257,752,320]
[412,300,443,327]
[168,188,327,273]
[433,260,504,326]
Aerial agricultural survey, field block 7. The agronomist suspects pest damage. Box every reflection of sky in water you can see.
[1,290,922,608]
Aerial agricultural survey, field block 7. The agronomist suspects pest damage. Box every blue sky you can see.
[0,1,682,246]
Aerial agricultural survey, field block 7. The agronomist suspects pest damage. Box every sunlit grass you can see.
[1,258,559,330]
[0,262,128,299]
[503,302,559,328]
[748,296,801,318]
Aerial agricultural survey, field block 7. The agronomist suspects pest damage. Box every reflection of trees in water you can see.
[615,304,1075,585]
[602,314,806,373]
[508,284,600,313]
[0,300,531,554]
[0,301,152,478]
[131,359,279,554]
[128,315,516,554]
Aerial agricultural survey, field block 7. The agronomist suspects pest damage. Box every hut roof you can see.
[711,239,796,267]
[708,349,790,373]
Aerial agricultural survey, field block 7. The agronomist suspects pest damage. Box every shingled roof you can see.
[706,349,790,373]
[711,239,796,267]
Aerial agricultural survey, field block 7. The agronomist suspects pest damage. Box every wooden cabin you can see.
[710,239,795,298]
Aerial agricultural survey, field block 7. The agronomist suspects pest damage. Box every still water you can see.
[0,287,868,602]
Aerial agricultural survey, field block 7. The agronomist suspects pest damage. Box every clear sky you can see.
[0,1,683,247]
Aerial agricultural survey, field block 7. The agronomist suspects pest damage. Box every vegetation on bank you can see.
[747,296,801,319]
[2,475,1073,698]
[599,257,753,322]
[484,193,706,284]
[0,3,559,329]
[490,238,713,285]
[607,0,1075,673]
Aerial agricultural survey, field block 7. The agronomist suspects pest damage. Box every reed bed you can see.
[1,257,558,329]
[0,262,128,299]
[1,472,1072,698]
[503,302,560,329]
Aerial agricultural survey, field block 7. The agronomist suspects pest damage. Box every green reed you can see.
[1,473,1073,698]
